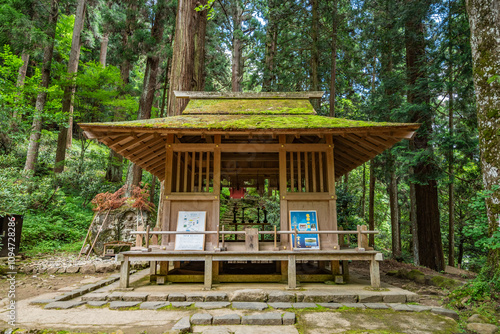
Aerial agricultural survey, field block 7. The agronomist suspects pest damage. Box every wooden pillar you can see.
[370,257,381,288]
[159,261,169,275]
[288,255,297,289]
[212,135,221,248]
[331,260,340,275]
[162,134,174,246]
[281,260,288,281]
[119,255,130,288]
[326,135,338,247]
[279,135,288,248]
[204,255,213,290]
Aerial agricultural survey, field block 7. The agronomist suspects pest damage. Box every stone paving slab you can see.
[186,293,205,302]
[331,294,358,303]
[232,302,268,310]
[107,292,124,301]
[297,292,334,303]
[213,314,241,325]
[364,303,389,310]
[81,293,107,302]
[29,299,57,305]
[292,302,318,309]
[282,312,296,325]
[242,313,282,325]
[87,301,108,307]
[230,289,267,302]
[317,303,342,309]
[358,294,384,303]
[192,326,300,334]
[168,293,186,302]
[140,301,169,310]
[342,303,366,309]
[431,307,459,320]
[147,293,169,301]
[108,301,140,309]
[44,301,86,309]
[191,313,213,325]
[172,316,191,332]
[268,302,293,309]
[268,291,295,303]
[383,294,407,303]
[388,303,413,312]
[205,292,228,302]
[171,301,193,308]
[122,292,149,301]
[195,302,231,309]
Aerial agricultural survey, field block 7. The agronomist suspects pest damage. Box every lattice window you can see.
[287,151,328,193]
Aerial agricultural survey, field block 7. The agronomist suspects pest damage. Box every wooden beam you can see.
[115,133,155,154]
[174,91,325,99]
[165,135,174,194]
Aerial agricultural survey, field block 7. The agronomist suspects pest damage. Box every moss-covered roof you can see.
[80,114,415,131]
[182,99,316,115]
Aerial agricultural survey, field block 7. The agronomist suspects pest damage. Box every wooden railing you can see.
[131,225,378,251]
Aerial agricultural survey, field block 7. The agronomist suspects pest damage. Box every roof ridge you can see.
[174,91,325,99]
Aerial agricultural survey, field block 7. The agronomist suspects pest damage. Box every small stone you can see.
[242,312,282,325]
[172,316,191,332]
[44,301,85,309]
[147,293,169,301]
[66,266,79,273]
[466,323,499,334]
[191,313,213,325]
[407,305,432,312]
[317,303,342,309]
[331,294,358,303]
[107,291,124,301]
[383,294,407,303]
[292,302,318,309]
[431,307,459,320]
[230,289,267,302]
[232,302,268,310]
[268,291,295,303]
[194,302,230,309]
[283,312,296,325]
[342,303,366,309]
[80,264,96,274]
[47,267,59,275]
[140,301,169,310]
[213,314,241,325]
[406,294,420,303]
[468,314,490,324]
[168,293,186,302]
[171,301,193,308]
[95,263,112,273]
[109,301,140,309]
[82,293,107,302]
[269,302,293,309]
[87,301,107,307]
[297,292,334,303]
[185,293,204,302]
[122,292,149,301]
[358,294,383,303]
[56,267,66,274]
[364,303,389,310]
[388,304,413,312]
[205,292,228,302]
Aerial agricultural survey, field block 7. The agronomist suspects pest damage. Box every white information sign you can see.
[174,211,206,251]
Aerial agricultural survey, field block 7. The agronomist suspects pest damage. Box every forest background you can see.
[0,0,499,316]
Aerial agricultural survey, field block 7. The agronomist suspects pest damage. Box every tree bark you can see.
[361,163,366,219]
[447,2,455,266]
[54,0,86,173]
[329,0,337,117]
[466,0,500,276]
[99,33,109,66]
[24,0,59,173]
[231,2,243,92]
[368,160,375,247]
[389,169,401,259]
[167,0,207,116]
[405,0,444,272]
[262,0,277,92]
[310,0,319,111]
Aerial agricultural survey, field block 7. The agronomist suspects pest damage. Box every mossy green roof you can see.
[182,99,316,115]
[80,114,415,131]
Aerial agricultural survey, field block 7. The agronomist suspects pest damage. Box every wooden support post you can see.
[370,257,381,288]
[338,226,345,248]
[183,151,188,192]
[290,152,295,192]
[159,261,169,275]
[135,226,143,248]
[221,225,225,249]
[319,152,324,192]
[204,255,213,290]
[212,135,221,248]
[312,152,317,192]
[297,151,302,192]
[191,152,196,192]
[212,260,220,283]
[145,225,150,248]
[331,260,340,275]
[361,225,369,249]
[176,152,181,192]
[151,227,159,246]
[216,224,220,250]
[198,152,203,191]
[150,261,157,276]
[273,226,278,251]
[281,260,288,281]
[342,260,350,281]
[206,151,210,192]
[304,152,309,192]
[288,255,297,289]
[119,255,130,288]
[245,228,259,251]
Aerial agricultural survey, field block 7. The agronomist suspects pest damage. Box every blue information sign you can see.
[289,210,320,250]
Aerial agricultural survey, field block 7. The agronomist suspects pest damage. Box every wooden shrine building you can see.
[79,92,420,289]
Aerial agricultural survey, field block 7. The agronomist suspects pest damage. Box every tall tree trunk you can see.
[368,160,376,247]
[405,0,444,272]
[361,163,366,219]
[389,169,401,259]
[447,1,455,266]
[24,0,59,173]
[13,51,30,120]
[329,0,337,117]
[310,0,319,111]
[167,0,207,116]
[409,164,419,265]
[466,0,500,276]
[231,2,243,92]
[54,0,86,173]
[262,0,277,92]
[99,32,109,66]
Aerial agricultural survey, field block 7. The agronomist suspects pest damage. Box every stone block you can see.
[80,264,96,274]
[431,307,459,320]
[358,294,383,303]
[29,299,56,305]
[47,267,59,275]
[242,313,282,325]
[466,323,499,334]
[342,303,366,309]
[269,302,293,309]
[185,293,205,302]
[147,293,169,301]
[172,316,191,333]
[232,302,268,310]
[194,302,230,309]
[191,313,213,325]
[44,301,85,309]
[213,314,241,325]
[331,294,358,303]
[87,301,107,307]
[292,303,318,309]
[205,292,228,302]
[140,301,169,310]
[268,291,295,303]
[122,292,149,302]
[406,294,420,303]
[383,294,407,303]
[297,292,334,303]
[56,267,66,274]
[283,312,296,325]
[171,302,193,308]
[168,293,186,302]
[388,303,413,312]
[107,291,124,301]
[66,266,79,274]
[317,303,342,309]
[230,289,267,302]
[81,293,107,302]
[364,303,389,310]
[96,263,114,273]
[407,305,432,312]
[109,301,140,309]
